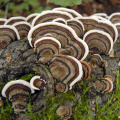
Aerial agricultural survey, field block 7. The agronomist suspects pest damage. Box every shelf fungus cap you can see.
[34,36,61,64]
[83,29,113,55]
[1,80,34,114]
[13,21,31,39]
[31,10,73,27]
[91,13,108,18]
[114,23,120,37]
[67,19,85,38]
[76,16,99,33]
[30,76,46,90]
[4,16,26,25]
[53,7,82,18]
[49,55,83,93]
[0,18,7,25]
[97,20,118,43]
[2,80,35,98]
[88,54,108,68]
[80,61,91,79]
[28,22,89,60]
[56,104,72,120]
[0,25,20,50]
[94,77,113,94]
[52,18,67,24]
[108,12,120,24]
[26,13,39,24]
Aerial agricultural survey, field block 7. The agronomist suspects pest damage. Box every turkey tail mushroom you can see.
[26,13,39,24]
[67,19,85,38]
[80,61,91,80]
[13,21,31,39]
[4,16,26,25]
[108,12,120,24]
[34,36,61,64]
[0,18,7,25]
[0,25,20,50]
[53,7,82,18]
[30,76,46,90]
[56,104,72,120]
[52,18,67,24]
[28,22,89,60]
[94,74,115,94]
[1,80,34,114]
[83,29,113,55]
[49,55,83,93]
[88,54,108,68]
[31,10,73,27]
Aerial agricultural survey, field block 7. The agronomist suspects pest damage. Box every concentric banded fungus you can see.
[115,23,120,37]
[91,13,108,18]
[4,16,26,25]
[76,16,98,33]
[0,25,20,50]
[34,36,61,64]
[28,22,89,60]
[67,19,85,38]
[31,10,73,27]
[108,12,120,24]
[83,30,113,55]
[1,80,34,114]
[52,18,67,24]
[56,104,72,120]
[80,61,91,79]
[49,55,83,93]
[30,76,46,90]
[94,74,114,94]
[13,21,31,39]
[26,13,39,24]
[53,7,82,18]
[88,54,108,68]
[97,20,118,43]
[0,18,7,25]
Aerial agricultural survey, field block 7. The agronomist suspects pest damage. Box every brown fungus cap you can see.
[13,21,31,39]
[4,16,26,25]
[28,22,89,60]
[34,36,61,64]
[0,18,7,25]
[83,30,113,55]
[56,103,72,120]
[49,55,83,91]
[53,7,82,18]
[30,76,46,90]
[31,10,73,27]
[0,25,20,50]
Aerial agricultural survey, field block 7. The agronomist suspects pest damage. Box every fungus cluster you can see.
[1,7,120,119]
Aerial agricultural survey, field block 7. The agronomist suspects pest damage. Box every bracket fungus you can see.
[28,22,89,60]
[91,13,108,18]
[88,54,108,68]
[94,74,115,94]
[52,18,67,24]
[31,10,73,27]
[30,76,46,90]
[26,13,39,24]
[83,29,113,55]
[34,36,61,64]
[13,21,31,39]
[114,23,120,37]
[108,12,120,24]
[49,55,83,93]
[67,19,85,38]
[0,25,20,50]
[1,80,34,114]
[4,16,26,25]
[80,61,91,80]
[53,7,82,18]
[56,104,72,120]
[0,18,7,25]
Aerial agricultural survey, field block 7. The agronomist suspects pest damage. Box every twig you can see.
[4,0,10,18]
[0,0,11,9]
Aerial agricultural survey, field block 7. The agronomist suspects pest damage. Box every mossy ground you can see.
[0,70,120,120]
